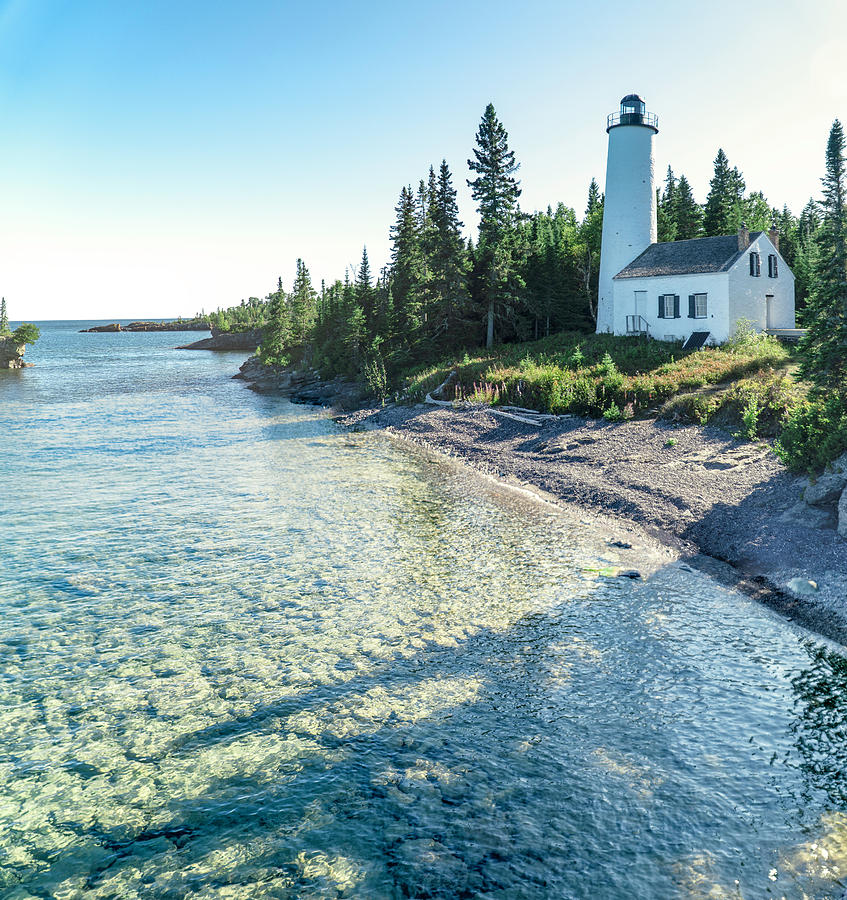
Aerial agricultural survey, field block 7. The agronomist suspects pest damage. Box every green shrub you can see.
[363,354,388,400]
[11,323,39,345]
[775,393,847,473]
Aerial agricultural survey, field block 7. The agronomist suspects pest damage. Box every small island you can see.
[80,317,210,333]
[0,299,39,368]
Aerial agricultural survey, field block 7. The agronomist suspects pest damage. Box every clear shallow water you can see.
[1,323,846,899]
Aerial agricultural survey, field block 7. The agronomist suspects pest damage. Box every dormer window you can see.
[749,252,761,277]
[768,254,778,278]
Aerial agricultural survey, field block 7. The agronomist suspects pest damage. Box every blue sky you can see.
[1,0,844,319]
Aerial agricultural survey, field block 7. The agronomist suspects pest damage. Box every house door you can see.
[766,294,774,330]
[634,291,646,318]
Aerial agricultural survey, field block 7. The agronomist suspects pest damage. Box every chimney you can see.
[769,224,780,253]
[738,222,750,252]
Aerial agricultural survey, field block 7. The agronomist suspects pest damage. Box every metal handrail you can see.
[607,111,659,131]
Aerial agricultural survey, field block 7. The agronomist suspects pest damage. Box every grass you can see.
[402,330,799,425]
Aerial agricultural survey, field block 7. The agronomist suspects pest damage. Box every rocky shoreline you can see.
[234,356,847,645]
[178,328,263,351]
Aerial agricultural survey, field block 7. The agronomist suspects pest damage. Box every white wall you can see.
[612,273,730,342]
[727,233,795,332]
[596,124,657,334]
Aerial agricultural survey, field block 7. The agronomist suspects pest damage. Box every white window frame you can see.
[693,293,708,318]
[662,294,675,318]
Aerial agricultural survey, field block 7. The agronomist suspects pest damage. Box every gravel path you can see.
[337,403,847,644]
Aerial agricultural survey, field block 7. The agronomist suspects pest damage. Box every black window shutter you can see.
[688,295,696,318]
[750,253,755,275]
[658,295,664,318]
[674,295,680,318]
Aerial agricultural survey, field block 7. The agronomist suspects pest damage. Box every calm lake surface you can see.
[1,322,846,899]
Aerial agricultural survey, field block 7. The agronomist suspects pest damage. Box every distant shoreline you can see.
[80,319,209,333]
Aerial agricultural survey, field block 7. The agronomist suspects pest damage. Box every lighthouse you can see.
[596,94,658,333]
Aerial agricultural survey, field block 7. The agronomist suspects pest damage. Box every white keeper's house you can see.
[596,94,795,345]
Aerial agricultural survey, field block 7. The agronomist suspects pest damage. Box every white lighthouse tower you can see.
[596,94,659,334]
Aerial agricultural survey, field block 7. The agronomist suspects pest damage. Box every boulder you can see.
[780,500,836,530]
[839,488,847,540]
[805,472,847,506]
[833,451,847,475]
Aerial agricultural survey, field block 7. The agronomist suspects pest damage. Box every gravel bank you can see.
[335,403,847,644]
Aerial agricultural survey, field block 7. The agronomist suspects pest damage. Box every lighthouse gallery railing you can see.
[607,111,659,130]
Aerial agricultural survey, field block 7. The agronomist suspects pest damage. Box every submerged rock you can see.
[787,577,819,596]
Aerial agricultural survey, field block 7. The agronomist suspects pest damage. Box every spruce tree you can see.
[289,259,317,343]
[428,160,471,348]
[657,166,677,242]
[390,184,425,344]
[262,277,290,364]
[356,246,377,334]
[468,103,522,346]
[801,120,847,389]
[0,297,8,335]
[673,175,703,239]
[577,178,603,323]
[703,149,745,236]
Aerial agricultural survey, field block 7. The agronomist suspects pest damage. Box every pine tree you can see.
[468,103,522,346]
[801,120,847,389]
[0,298,8,335]
[703,149,745,236]
[673,175,703,239]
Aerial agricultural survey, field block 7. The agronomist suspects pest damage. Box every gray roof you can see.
[615,233,762,278]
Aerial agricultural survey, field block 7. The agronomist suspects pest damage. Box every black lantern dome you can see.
[607,94,658,133]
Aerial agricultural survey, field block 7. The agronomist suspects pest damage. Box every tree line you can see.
[206,104,845,397]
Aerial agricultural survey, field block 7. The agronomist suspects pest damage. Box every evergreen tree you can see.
[703,149,745,236]
[673,175,703,239]
[289,259,317,342]
[468,103,522,346]
[356,247,376,334]
[657,166,677,242]
[262,277,290,364]
[577,178,603,323]
[390,184,425,343]
[0,298,8,335]
[801,120,847,389]
[427,160,472,348]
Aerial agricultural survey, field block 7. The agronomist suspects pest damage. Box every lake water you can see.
[1,322,846,899]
